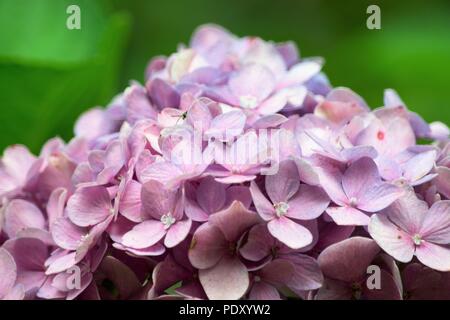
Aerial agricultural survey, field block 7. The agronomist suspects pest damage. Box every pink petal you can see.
[51,217,86,251]
[46,188,68,229]
[0,248,17,298]
[326,206,370,226]
[267,216,313,250]
[342,157,380,200]
[205,110,246,141]
[415,241,450,272]
[119,180,143,223]
[385,191,427,235]
[368,214,415,263]
[402,150,436,183]
[287,185,330,220]
[249,181,275,221]
[199,256,249,300]
[357,182,403,212]
[45,252,77,275]
[141,180,178,220]
[164,219,192,248]
[67,186,112,227]
[277,60,322,89]
[420,201,450,243]
[121,220,166,249]
[229,64,275,105]
[4,200,46,238]
[265,160,300,203]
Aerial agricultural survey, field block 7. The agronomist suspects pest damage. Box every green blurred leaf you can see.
[0,0,130,152]
[0,0,111,66]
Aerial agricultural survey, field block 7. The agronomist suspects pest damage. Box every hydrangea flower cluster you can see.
[1,24,450,300]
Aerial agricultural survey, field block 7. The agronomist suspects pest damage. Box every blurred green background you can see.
[0,0,449,153]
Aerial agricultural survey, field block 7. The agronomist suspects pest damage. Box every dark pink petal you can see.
[239,224,273,262]
[265,160,300,203]
[99,256,141,299]
[164,219,192,248]
[259,259,294,285]
[287,254,324,292]
[188,223,227,270]
[121,220,166,249]
[267,216,313,249]
[67,186,112,227]
[249,181,275,221]
[287,185,330,220]
[362,269,402,300]
[249,282,280,300]
[326,206,370,226]
[209,201,260,242]
[368,214,414,263]
[315,278,352,300]
[196,177,226,214]
[199,256,249,300]
[318,237,380,283]
[225,186,252,209]
[4,200,46,238]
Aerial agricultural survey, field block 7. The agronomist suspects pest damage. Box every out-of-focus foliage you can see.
[0,0,449,152]
[0,0,130,152]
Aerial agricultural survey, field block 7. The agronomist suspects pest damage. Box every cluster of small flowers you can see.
[1,24,450,300]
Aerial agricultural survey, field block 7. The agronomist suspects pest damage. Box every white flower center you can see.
[239,95,258,109]
[254,276,261,283]
[161,213,176,229]
[274,202,289,217]
[349,197,358,207]
[412,234,422,246]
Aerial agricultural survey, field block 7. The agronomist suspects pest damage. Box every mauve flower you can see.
[320,157,403,226]
[368,191,450,271]
[240,224,323,297]
[315,237,402,300]
[185,176,251,222]
[188,201,260,300]
[250,160,329,249]
[121,180,191,250]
